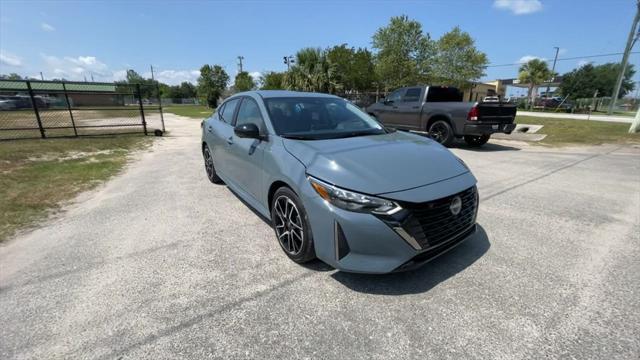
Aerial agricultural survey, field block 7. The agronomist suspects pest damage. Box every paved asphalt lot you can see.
[1,114,639,359]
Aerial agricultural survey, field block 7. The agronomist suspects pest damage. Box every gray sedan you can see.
[201,91,478,273]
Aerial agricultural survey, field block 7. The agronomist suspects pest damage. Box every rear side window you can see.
[403,88,422,102]
[235,98,266,133]
[426,87,463,102]
[219,98,240,123]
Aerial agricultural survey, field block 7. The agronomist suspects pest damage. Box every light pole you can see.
[545,46,560,97]
[283,55,294,71]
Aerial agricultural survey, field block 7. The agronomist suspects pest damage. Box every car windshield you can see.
[264,97,386,140]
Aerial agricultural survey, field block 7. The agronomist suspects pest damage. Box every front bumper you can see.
[465,122,516,135]
[300,173,478,274]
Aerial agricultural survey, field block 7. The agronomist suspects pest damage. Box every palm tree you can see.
[284,48,335,93]
[518,59,553,109]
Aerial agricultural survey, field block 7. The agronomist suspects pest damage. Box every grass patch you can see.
[0,135,151,242]
[163,105,214,119]
[516,116,640,146]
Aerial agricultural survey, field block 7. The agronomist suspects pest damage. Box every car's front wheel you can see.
[464,135,490,147]
[202,145,223,184]
[271,187,315,264]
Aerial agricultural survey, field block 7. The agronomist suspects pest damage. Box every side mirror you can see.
[234,123,261,139]
[383,99,393,105]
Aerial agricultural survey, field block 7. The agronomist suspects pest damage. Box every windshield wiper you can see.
[280,134,317,140]
[333,130,385,139]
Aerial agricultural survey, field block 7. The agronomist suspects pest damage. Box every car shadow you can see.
[451,140,521,152]
[330,225,490,295]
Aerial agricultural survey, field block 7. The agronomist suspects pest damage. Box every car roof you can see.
[232,90,341,99]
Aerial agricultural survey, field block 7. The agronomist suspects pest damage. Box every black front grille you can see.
[400,186,477,249]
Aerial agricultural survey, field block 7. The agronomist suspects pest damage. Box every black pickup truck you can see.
[366,86,517,147]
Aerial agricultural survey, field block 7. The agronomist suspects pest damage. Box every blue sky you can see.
[1,0,638,95]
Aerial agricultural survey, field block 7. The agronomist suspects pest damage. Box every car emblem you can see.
[449,196,462,215]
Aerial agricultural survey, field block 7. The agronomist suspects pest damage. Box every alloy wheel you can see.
[429,123,447,143]
[204,147,215,180]
[273,195,304,255]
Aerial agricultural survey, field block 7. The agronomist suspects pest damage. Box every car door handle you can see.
[226,136,234,145]
[412,106,419,109]
[392,106,398,109]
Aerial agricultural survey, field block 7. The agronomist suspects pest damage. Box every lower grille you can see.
[399,186,477,249]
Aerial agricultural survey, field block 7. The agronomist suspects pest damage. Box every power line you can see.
[487,51,640,68]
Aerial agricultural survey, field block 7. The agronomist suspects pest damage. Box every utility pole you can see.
[609,0,640,115]
[545,46,560,96]
[150,65,155,80]
[237,56,244,73]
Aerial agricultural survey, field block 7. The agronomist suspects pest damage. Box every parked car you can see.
[535,97,573,112]
[366,86,517,147]
[201,90,479,273]
[0,96,17,110]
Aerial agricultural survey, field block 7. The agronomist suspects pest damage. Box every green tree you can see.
[325,45,376,93]
[371,15,434,91]
[351,48,376,92]
[234,71,256,92]
[518,59,553,109]
[0,73,23,80]
[260,71,285,90]
[197,64,229,108]
[432,27,488,89]
[178,81,197,98]
[326,44,354,92]
[559,62,636,101]
[284,48,333,92]
[115,69,159,99]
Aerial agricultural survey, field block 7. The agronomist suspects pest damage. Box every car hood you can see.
[282,131,470,195]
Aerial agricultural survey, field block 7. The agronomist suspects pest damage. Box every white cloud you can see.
[494,0,542,15]
[41,22,55,32]
[0,51,22,67]
[141,69,200,85]
[41,54,114,80]
[518,55,546,64]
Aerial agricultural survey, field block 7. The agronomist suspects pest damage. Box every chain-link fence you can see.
[0,80,165,140]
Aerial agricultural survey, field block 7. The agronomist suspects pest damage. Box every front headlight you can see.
[307,176,402,214]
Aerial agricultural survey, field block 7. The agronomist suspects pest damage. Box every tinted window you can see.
[235,98,265,132]
[426,87,463,102]
[264,97,385,140]
[403,88,422,102]
[386,89,404,103]
[219,98,240,123]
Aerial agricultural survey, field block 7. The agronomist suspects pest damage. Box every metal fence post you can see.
[156,83,165,133]
[61,82,78,137]
[136,83,148,135]
[26,80,46,138]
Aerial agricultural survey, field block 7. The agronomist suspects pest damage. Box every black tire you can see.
[464,135,490,147]
[429,120,454,147]
[202,145,223,184]
[271,187,316,264]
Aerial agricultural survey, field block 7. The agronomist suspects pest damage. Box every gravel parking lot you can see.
[1,114,639,359]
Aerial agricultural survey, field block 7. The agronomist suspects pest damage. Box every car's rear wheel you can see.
[464,135,490,147]
[202,145,223,184]
[429,120,454,147]
[271,187,315,263]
